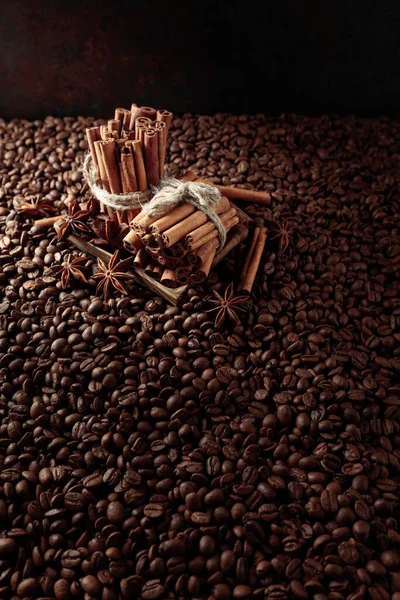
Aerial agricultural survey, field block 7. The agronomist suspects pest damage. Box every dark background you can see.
[1,0,399,119]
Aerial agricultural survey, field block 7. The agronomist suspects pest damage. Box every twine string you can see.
[82,152,227,248]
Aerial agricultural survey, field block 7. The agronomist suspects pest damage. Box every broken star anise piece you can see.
[92,219,130,250]
[57,199,92,241]
[93,250,133,301]
[206,282,250,328]
[47,254,88,289]
[16,195,57,217]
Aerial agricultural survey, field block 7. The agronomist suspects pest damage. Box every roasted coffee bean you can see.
[0,113,399,599]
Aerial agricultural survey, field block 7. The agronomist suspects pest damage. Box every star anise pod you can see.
[92,219,130,250]
[47,254,88,289]
[57,199,92,241]
[16,195,57,217]
[269,217,297,254]
[93,250,133,300]
[206,282,250,328]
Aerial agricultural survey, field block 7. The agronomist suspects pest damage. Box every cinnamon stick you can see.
[239,227,267,293]
[115,108,131,130]
[130,141,148,191]
[123,230,142,254]
[139,106,157,121]
[154,120,167,176]
[176,265,192,284]
[31,215,62,231]
[162,196,230,247]
[120,148,138,193]
[143,128,160,186]
[108,119,120,135]
[152,264,163,281]
[186,215,239,252]
[212,224,249,268]
[160,268,178,288]
[238,227,261,290]
[100,125,109,140]
[129,103,140,129]
[98,139,122,194]
[185,206,237,248]
[157,109,173,131]
[135,117,151,142]
[131,211,159,235]
[181,172,271,206]
[190,239,219,283]
[93,140,111,192]
[149,204,195,235]
[134,247,147,267]
[86,127,101,170]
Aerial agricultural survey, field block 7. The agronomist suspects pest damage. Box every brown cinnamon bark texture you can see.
[120,149,138,193]
[238,227,261,290]
[98,139,121,194]
[128,103,140,129]
[130,141,148,191]
[239,227,267,293]
[162,196,230,247]
[143,128,160,186]
[149,204,195,235]
[86,127,101,170]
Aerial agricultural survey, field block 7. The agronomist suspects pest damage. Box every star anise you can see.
[206,282,250,328]
[47,254,88,289]
[16,195,57,217]
[268,217,299,254]
[92,219,130,250]
[93,250,133,300]
[57,199,92,241]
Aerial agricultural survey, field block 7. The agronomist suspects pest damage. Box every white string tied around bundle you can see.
[82,152,227,249]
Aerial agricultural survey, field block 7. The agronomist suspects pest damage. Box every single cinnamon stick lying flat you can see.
[31,215,62,231]
[181,172,271,206]
[238,227,261,290]
[238,227,267,293]
[212,224,249,268]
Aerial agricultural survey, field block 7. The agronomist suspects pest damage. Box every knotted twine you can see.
[82,152,227,248]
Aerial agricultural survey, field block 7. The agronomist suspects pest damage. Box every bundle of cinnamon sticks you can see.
[86,104,173,224]
[122,196,244,287]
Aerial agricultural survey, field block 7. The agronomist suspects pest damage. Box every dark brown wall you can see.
[0,0,400,119]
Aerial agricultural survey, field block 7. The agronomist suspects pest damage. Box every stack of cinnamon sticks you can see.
[122,196,242,287]
[86,104,173,223]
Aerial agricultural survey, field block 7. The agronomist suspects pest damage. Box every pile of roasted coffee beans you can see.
[0,112,399,600]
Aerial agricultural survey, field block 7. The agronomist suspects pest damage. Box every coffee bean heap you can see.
[0,112,399,600]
